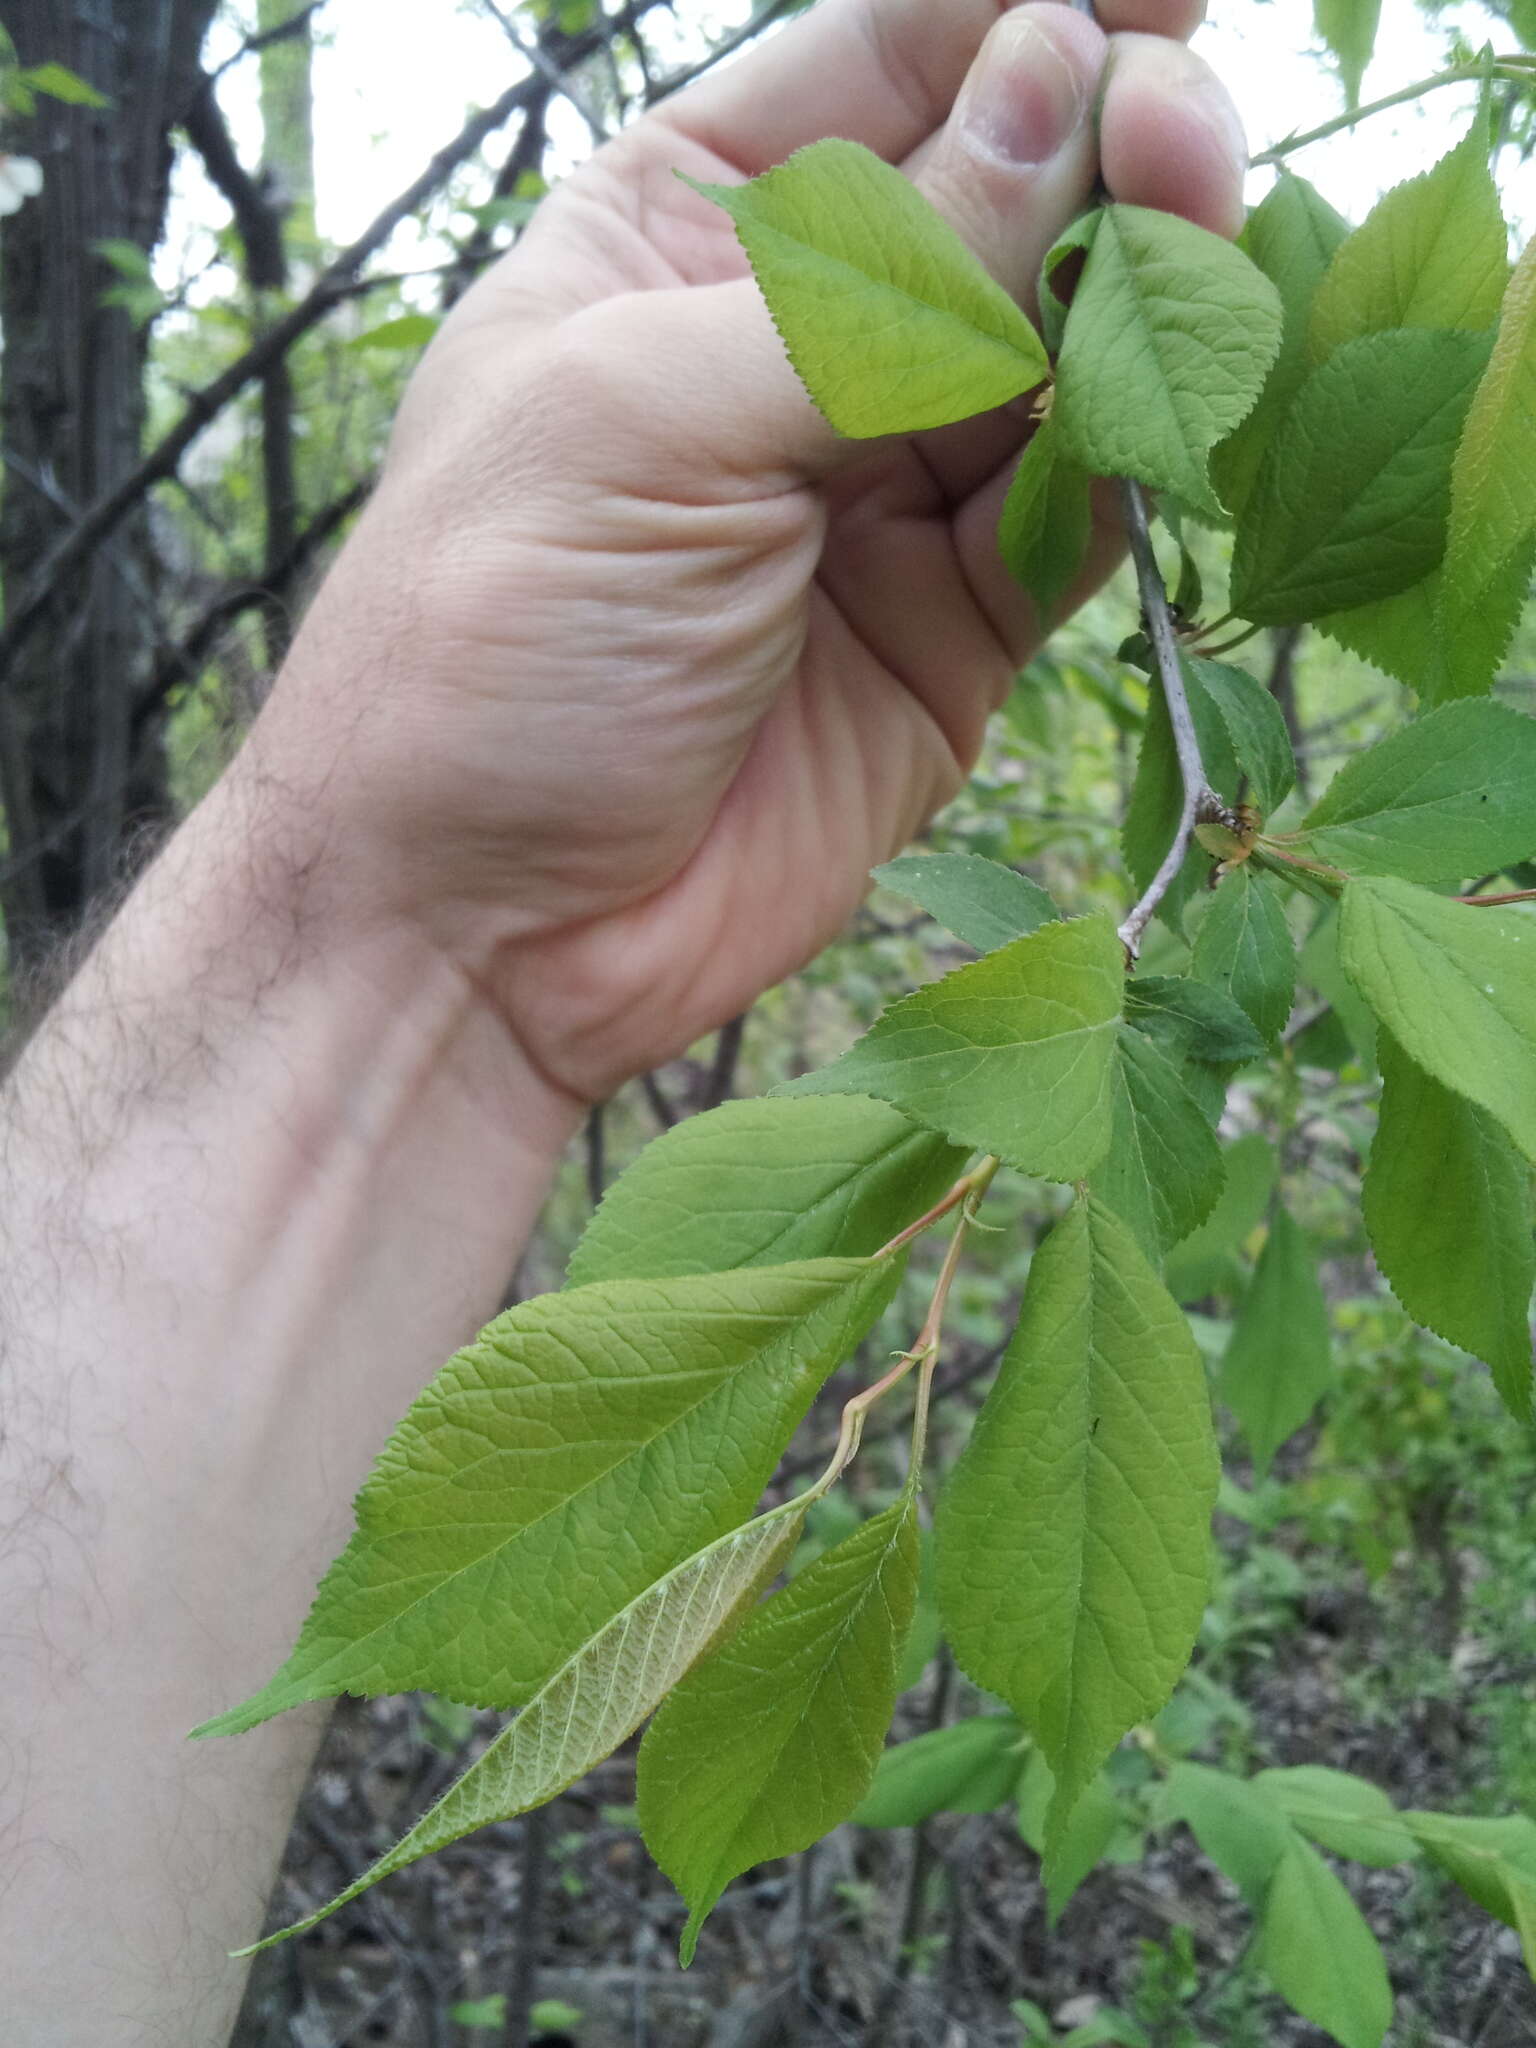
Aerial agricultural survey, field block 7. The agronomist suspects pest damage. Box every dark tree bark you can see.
[0,0,217,970]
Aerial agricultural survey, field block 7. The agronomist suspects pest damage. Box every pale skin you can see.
[0,2,1245,2038]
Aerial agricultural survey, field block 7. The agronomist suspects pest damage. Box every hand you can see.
[253,0,1247,1103]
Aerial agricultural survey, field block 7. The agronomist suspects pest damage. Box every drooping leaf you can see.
[1187,658,1295,818]
[1123,661,1241,935]
[1257,1836,1394,2048]
[855,1714,1026,1827]
[1364,1032,1534,1422]
[639,1494,919,1961]
[998,415,1095,620]
[1254,1766,1419,1868]
[1124,976,1267,1067]
[779,916,1123,1180]
[569,1095,968,1286]
[1164,1132,1279,1301]
[1338,875,1536,1163]
[1017,1752,1124,1920]
[232,1499,811,1953]
[937,1197,1218,1859]
[1308,120,1507,359]
[1191,868,1296,1047]
[1089,1027,1223,1258]
[1053,203,1282,521]
[1158,1761,1292,1906]
[872,852,1059,954]
[1219,1204,1332,1476]
[1441,236,1536,676]
[1299,700,1536,883]
[196,1258,899,1734]
[1230,328,1491,626]
[1213,173,1350,522]
[683,139,1048,437]
[1405,1811,1536,1975]
[1313,0,1381,107]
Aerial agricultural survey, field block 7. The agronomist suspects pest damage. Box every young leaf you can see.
[1441,237,1536,668]
[683,140,1048,437]
[1124,977,1267,1067]
[855,1714,1026,1827]
[195,1258,899,1735]
[1308,120,1507,359]
[1191,868,1296,1047]
[872,851,1058,954]
[1187,657,1296,817]
[999,416,1094,620]
[1219,1205,1332,1476]
[937,1197,1218,1859]
[568,1095,968,1286]
[1164,1131,1278,1302]
[232,1499,811,1954]
[779,916,1123,1180]
[1124,661,1241,935]
[1313,0,1380,108]
[1254,1766,1419,1868]
[1257,1836,1393,2048]
[1052,203,1282,521]
[1158,1761,1291,1906]
[1089,1027,1223,1258]
[1230,328,1491,625]
[1339,876,1536,1163]
[639,1495,920,1961]
[1364,1032,1533,1423]
[1299,700,1536,884]
[1213,172,1350,523]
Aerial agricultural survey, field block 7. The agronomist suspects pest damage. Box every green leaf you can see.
[855,1713,1026,1827]
[1017,1752,1123,1920]
[1258,1836,1393,2048]
[1187,658,1295,817]
[683,140,1048,438]
[1124,977,1267,1067]
[1165,1132,1278,1301]
[999,416,1094,620]
[1364,1032,1533,1422]
[1219,1205,1332,1476]
[568,1095,968,1286]
[1298,909,1379,1070]
[196,1258,899,1734]
[639,1495,920,1961]
[1090,1028,1223,1258]
[1053,204,1282,521]
[1124,661,1241,936]
[1213,173,1350,524]
[1191,868,1295,1047]
[1159,1761,1291,1906]
[1313,0,1381,107]
[20,59,109,106]
[1299,700,1536,883]
[233,1498,812,1952]
[347,313,440,351]
[1441,236,1536,672]
[1338,875,1536,1163]
[1254,1767,1419,1868]
[1039,209,1102,354]
[1404,1811,1536,1974]
[1230,328,1491,626]
[1309,121,1506,359]
[1434,532,1536,704]
[872,852,1058,954]
[779,916,1123,1180]
[937,1197,1218,1859]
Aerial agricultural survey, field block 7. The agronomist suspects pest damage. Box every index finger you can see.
[655,0,1207,175]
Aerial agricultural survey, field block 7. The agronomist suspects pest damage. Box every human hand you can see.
[253,0,1248,1105]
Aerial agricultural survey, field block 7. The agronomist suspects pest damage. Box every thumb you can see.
[557,3,1108,492]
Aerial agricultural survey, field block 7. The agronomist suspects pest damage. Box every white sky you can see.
[181,0,1534,285]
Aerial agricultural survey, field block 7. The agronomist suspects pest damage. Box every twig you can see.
[703,1013,747,1110]
[643,0,806,107]
[504,1806,550,2048]
[1251,58,1536,165]
[481,0,611,144]
[1115,477,1234,958]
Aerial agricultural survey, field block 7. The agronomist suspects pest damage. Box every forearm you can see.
[0,759,581,2045]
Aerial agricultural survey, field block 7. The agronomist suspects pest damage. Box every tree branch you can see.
[1115,477,1233,960]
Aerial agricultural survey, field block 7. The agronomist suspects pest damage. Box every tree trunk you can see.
[0,0,217,972]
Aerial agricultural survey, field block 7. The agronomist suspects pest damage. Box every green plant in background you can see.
[194,25,1536,2045]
